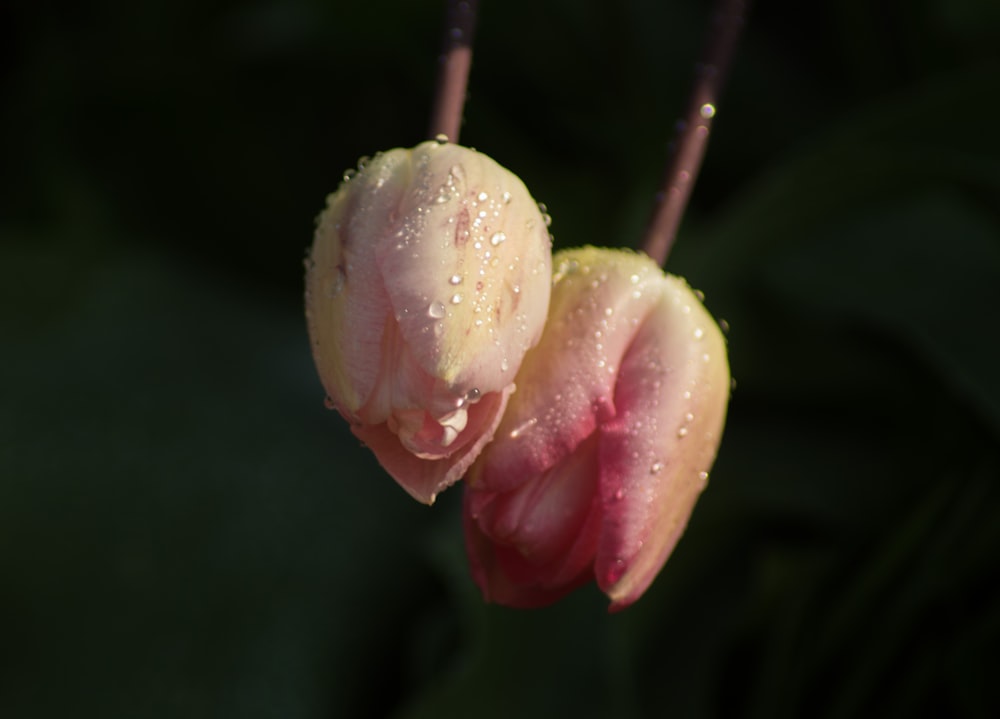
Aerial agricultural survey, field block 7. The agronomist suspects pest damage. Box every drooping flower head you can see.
[306,141,552,503]
[463,247,730,610]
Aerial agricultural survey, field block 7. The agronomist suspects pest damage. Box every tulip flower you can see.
[305,141,552,504]
[463,246,730,610]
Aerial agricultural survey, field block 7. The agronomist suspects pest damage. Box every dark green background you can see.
[2,0,999,716]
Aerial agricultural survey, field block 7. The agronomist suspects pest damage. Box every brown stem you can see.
[642,0,748,266]
[428,0,480,143]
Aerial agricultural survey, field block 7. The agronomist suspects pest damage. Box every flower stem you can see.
[642,0,749,266]
[428,0,480,144]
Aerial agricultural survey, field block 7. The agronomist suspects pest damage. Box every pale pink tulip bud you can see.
[305,142,553,504]
[463,247,730,610]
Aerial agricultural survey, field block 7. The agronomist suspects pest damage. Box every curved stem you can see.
[642,0,749,266]
[428,0,480,143]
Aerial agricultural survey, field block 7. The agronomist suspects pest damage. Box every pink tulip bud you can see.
[305,142,553,504]
[463,247,730,610]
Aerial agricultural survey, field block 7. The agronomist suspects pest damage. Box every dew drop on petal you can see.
[650,461,664,475]
[490,231,506,246]
[693,327,704,340]
[449,274,462,285]
[509,416,537,439]
[677,426,689,438]
[450,293,463,304]
[428,302,446,319]
[327,266,346,298]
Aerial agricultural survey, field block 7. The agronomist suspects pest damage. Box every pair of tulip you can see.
[305,142,729,610]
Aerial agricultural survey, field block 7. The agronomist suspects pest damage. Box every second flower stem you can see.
[643,0,749,267]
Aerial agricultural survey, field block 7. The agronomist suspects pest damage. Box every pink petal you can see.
[353,383,514,504]
[468,247,664,494]
[595,275,730,611]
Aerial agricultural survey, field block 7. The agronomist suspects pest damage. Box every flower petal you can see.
[595,275,730,610]
[306,149,411,416]
[468,247,665,494]
[353,383,514,504]
[376,142,552,396]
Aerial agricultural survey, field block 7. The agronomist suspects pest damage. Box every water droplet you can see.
[693,327,704,340]
[477,191,489,201]
[613,488,625,500]
[501,191,512,204]
[428,302,446,319]
[356,155,370,170]
[509,416,537,439]
[604,307,613,317]
[449,274,462,285]
[542,213,552,227]
[694,289,706,301]
[342,168,357,183]
[685,412,695,423]
[698,470,709,481]
[500,357,509,372]
[650,461,664,475]
[629,274,640,284]
[490,231,506,246]
[450,293,462,304]
[702,353,711,363]
[466,387,481,402]
[677,426,689,438]
[326,266,346,298]
[434,133,449,144]
[700,103,716,119]
[323,396,336,410]
[719,319,730,334]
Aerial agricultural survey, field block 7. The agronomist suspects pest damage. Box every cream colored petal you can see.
[376,142,552,396]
